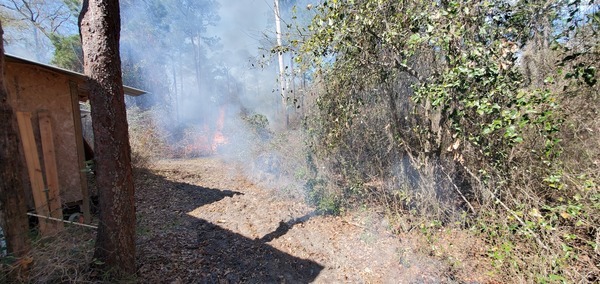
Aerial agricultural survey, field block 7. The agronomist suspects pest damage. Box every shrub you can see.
[296,0,599,281]
[127,106,170,169]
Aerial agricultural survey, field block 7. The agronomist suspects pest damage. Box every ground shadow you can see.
[259,212,318,243]
[135,169,324,283]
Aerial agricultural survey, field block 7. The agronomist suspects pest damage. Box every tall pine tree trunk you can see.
[78,0,136,278]
[0,21,31,265]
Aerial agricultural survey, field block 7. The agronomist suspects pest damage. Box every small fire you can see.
[180,106,229,157]
[211,106,228,151]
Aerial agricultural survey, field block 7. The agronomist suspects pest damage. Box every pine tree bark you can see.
[0,21,31,261]
[78,0,136,277]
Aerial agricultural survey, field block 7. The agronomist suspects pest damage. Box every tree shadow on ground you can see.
[259,212,318,243]
[135,169,324,283]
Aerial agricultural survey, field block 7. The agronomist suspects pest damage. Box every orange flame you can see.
[211,106,228,151]
[182,124,212,157]
[177,106,229,157]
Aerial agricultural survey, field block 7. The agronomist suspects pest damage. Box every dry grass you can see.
[1,225,98,283]
[127,106,171,169]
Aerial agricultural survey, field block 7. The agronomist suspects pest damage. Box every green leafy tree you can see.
[49,33,82,71]
[0,0,79,60]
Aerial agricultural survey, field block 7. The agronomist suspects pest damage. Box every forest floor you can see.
[134,157,492,283]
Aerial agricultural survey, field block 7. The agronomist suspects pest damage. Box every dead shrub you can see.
[127,106,170,170]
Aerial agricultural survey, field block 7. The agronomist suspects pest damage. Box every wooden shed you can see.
[3,54,144,234]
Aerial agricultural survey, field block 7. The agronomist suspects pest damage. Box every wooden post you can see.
[38,111,64,229]
[15,111,60,235]
[69,81,91,223]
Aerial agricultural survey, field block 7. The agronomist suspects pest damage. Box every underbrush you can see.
[297,87,600,281]
[127,106,171,169]
[293,0,600,281]
[296,66,599,283]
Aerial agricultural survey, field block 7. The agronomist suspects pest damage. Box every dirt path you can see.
[135,158,450,283]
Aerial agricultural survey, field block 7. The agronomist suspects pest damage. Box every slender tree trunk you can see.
[33,28,43,62]
[172,61,179,123]
[78,0,136,278]
[273,0,288,127]
[0,21,31,264]
[178,52,184,102]
[191,35,203,96]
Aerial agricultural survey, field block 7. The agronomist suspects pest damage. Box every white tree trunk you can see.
[273,0,288,127]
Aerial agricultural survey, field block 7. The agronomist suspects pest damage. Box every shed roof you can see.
[5,54,146,96]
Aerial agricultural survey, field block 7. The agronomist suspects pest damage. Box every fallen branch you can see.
[341,220,368,230]
[440,165,476,214]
